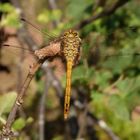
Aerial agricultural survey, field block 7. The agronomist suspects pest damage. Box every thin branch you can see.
[48,0,57,9]
[75,0,129,30]
[38,60,64,140]
[74,100,120,140]
[48,67,63,98]
[98,119,120,140]
[1,59,44,139]
[38,64,51,140]
[0,1,63,140]
[48,0,60,27]
[1,40,61,139]
[38,90,45,140]
[87,113,120,140]
[76,100,88,139]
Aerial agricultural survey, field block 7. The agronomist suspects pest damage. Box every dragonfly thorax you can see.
[61,29,81,62]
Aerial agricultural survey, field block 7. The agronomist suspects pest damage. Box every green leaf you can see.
[0,3,14,12]
[26,117,34,124]
[94,70,112,89]
[72,65,87,80]
[51,9,62,21]
[1,13,20,28]
[0,92,17,115]
[37,9,62,24]
[116,78,133,94]
[66,0,93,20]
[102,53,133,74]
[37,80,45,93]
[108,95,130,120]
[91,91,104,103]
[52,135,64,140]
[13,118,26,131]
[125,89,140,112]
[37,10,50,23]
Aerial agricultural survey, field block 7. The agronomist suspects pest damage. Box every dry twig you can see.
[1,41,61,139]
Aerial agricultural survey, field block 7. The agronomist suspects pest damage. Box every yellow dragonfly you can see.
[61,29,81,119]
[0,18,82,120]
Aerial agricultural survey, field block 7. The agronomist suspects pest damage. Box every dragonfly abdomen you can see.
[64,60,72,119]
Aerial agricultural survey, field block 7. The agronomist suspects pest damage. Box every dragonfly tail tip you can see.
[64,114,68,120]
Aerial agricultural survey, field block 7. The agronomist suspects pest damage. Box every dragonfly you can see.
[61,29,81,119]
[0,18,140,122]
[0,18,82,121]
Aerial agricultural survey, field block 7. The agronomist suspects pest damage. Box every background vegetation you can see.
[0,0,140,140]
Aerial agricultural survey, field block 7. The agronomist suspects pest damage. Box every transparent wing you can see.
[0,17,60,93]
[0,43,36,92]
[20,18,58,43]
[0,44,34,62]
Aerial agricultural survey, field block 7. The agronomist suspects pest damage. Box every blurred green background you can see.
[0,0,140,140]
